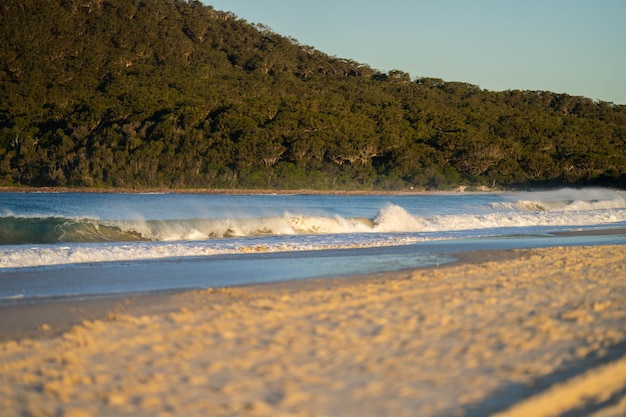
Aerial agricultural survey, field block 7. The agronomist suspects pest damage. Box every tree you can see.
[0,0,624,190]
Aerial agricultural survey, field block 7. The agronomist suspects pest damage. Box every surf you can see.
[494,187,626,212]
[2,192,626,245]
[1,189,625,269]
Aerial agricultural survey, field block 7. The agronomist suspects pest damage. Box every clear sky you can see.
[207,0,626,105]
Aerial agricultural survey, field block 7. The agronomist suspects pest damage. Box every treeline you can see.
[1,0,625,190]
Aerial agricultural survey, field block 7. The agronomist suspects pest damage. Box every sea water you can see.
[1,188,625,302]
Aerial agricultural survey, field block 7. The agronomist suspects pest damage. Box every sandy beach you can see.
[1,244,625,417]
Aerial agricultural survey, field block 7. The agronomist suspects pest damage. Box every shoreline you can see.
[1,244,625,416]
[2,185,624,196]
[0,185,507,195]
[1,237,625,342]
[0,248,507,342]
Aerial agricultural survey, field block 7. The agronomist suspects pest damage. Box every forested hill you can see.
[2,0,626,190]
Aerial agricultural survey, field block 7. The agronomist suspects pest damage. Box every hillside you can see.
[1,0,625,190]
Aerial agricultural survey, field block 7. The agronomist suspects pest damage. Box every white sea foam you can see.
[492,197,626,212]
[116,201,626,240]
[373,204,425,232]
[2,189,625,269]
[0,234,428,269]
[495,188,626,212]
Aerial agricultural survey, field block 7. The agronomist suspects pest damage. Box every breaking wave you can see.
[2,199,625,246]
[2,188,625,269]
[492,188,626,212]
[491,198,626,212]
[0,214,378,245]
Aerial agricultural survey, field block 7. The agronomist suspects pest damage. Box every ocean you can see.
[1,188,625,303]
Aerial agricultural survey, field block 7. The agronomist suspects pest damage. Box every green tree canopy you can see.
[1,0,625,190]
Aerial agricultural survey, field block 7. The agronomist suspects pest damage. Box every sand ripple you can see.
[1,245,625,416]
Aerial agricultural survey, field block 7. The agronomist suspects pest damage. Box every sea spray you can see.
[1,189,625,269]
[372,204,425,232]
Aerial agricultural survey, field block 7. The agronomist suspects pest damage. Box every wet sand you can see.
[1,244,625,416]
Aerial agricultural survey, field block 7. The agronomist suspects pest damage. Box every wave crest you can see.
[2,192,625,246]
[0,213,384,245]
[373,204,424,232]
[492,196,626,212]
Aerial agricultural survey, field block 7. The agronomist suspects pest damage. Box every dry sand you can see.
[1,245,625,417]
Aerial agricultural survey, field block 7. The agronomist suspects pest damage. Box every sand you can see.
[1,245,625,417]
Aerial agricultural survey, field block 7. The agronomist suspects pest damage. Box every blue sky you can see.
[207,0,626,105]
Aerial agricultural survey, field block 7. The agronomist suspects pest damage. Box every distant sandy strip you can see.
[0,185,484,195]
[1,245,625,417]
